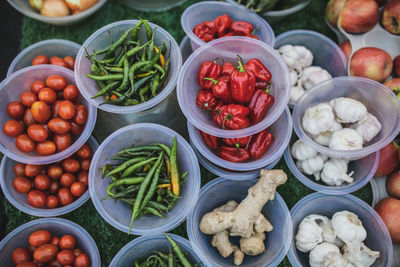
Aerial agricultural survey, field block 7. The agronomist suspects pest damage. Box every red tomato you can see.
[6,101,25,119]
[50,56,68,68]
[48,180,61,194]
[13,176,32,193]
[31,101,51,123]
[31,80,46,94]
[57,188,74,206]
[33,243,58,263]
[73,105,87,125]
[16,134,35,153]
[47,165,63,180]
[29,229,52,247]
[70,122,83,135]
[64,56,75,70]
[14,163,26,176]
[3,119,24,137]
[47,118,71,134]
[58,100,76,120]
[59,235,76,250]
[76,144,92,159]
[46,195,59,208]
[32,55,49,65]
[46,75,67,91]
[38,88,57,104]
[73,248,82,256]
[27,124,48,142]
[25,164,42,177]
[16,262,38,267]
[63,85,79,102]
[74,253,90,267]
[11,247,31,264]
[51,100,62,118]
[60,173,76,187]
[62,159,80,173]
[50,236,60,246]
[23,108,36,127]
[53,133,72,152]
[77,171,88,186]
[36,140,56,156]
[20,92,37,107]
[28,245,36,254]
[34,174,50,191]
[80,159,91,171]
[27,190,47,208]
[70,182,86,197]
[57,249,75,265]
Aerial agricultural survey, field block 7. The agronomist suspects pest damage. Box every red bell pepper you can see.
[221,62,237,76]
[246,35,259,40]
[213,104,250,130]
[197,60,222,89]
[196,89,218,110]
[230,57,256,104]
[218,146,250,163]
[255,80,268,90]
[248,88,275,124]
[214,14,233,37]
[223,136,250,148]
[199,130,219,149]
[221,32,235,38]
[229,21,254,36]
[248,129,274,159]
[203,76,234,103]
[244,58,272,83]
[193,21,216,42]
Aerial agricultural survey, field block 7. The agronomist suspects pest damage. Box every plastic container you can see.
[177,36,290,138]
[110,234,203,266]
[187,178,292,267]
[180,35,192,63]
[292,76,400,160]
[0,217,101,266]
[7,39,81,77]
[75,20,182,115]
[288,193,393,267]
[117,0,186,11]
[181,1,275,51]
[0,136,98,217]
[284,134,379,195]
[188,107,292,172]
[89,123,201,235]
[0,65,97,165]
[7,0,107,26]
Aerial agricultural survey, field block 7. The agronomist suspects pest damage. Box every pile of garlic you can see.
[302,97,382,150]
[295,211,380,267]
[277,45,332,104]
[291,140,354,186]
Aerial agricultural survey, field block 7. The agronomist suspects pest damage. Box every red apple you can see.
[394,55,400,77]
[350,47,393,82]
[375,197,400,242]
[383,78,400,100]
[326,0,348,28]
[339,40,352,61]
[374,142,400,177]
[387,171,400,198]
[382,0,400,35]
[338,0,379,33]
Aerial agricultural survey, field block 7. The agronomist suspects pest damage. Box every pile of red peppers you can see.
[193,14,259,42]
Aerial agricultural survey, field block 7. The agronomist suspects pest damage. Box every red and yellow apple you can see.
[382,0,400,35]
[394,55,400,77]
[374,142,399,177]
[338,0,379,33]
[339,40,352,61]
[375,197,400,242]
[387,171,400,199]
[383,78,400,98]
[326,0,348,28]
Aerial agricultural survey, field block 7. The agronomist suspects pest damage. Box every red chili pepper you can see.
[244,58,272,83]
[203,76,234,103]
[196,89,218,110]
[199,130,219,149]
[221,62,237,76]
[213,104,250,130]
[229,21,254,36]
[193,21,217,42]
[214,14,233,37]
[197,60,222,89]
[230,56,256,104]
[248,88,275,124]
[223,136,250,148]
[218,146,250,163]
[248,129,274,159]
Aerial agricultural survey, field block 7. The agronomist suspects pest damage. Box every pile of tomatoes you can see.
[11,229,89,267]
[3,74,88,155]
[32,55,75,71]
[12,143,92,209]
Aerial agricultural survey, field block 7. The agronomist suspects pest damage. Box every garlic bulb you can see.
[324,252,355,267]
[291,139,318,161]
[303,103,336,136]
[293,45,314,69]
[329,128,363,150]
[330,98,367,124]
[342,241,380,267]
[331,211,367,244]
[290,86,306,103]
[278,45,299,70]
[309,242,341,267]
[278,45,313,71]
[297,154,326,181]
[320,159,354,186]
[353,113,381,143]
[313,121,343,146]
[298,66,332,90]
[290,70,298,86]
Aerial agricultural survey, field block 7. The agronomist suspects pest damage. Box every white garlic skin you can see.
[291,139,318,161]
[297,154,325,181]
[303,103,336,136]
[295,214,327,253]
[309,242,341,267]
[290,69,298,86]
[330,97,367,123]
[331,211,367,244]
[293,45,314,69]
[329,128,363,151]
[313,121,343,146]
[299,66,332,90]
[278,44,313,71]
[324,252,355,267]
[342,241,380,267]
[278,45,299,70]
[353,113,381,143]
[321,159,354,186]
[290,86,306,103]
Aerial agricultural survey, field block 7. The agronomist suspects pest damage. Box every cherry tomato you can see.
[60,173,76,187]
[14,163,26,176]
[58,100,76,120]
[62,159,80,173]
[53,133,72,152]
[23,108,36,127]
[70,182,86,198]
[76,144,92,159]
[46,195,59,208]
[12,247,31,264]
[80,159,91,171]
[32,55,49,65]
[31,101,51,123]
[29,229,52,247]
[27,190,47,208]
[38,88,57,104]
[47,165,63,180]
[73,105,87,125]
[13,176,32,194]
[59,235,76,250]
[36,140,56,156]
[41,124,53,138]
[33,243,58,263]
[28,245,36,254]
[47,260,63,267]
[70,122,83,135]
[63,85,79,102]
[47,118,71,134]
[25,164,42,177]
[57,249,75,265]
[73,248,82,256]
[50,56,68,68]
[74,253,90,267]
[77,171,88,186]
[48,180,61,194]
[46,75,67,91]
[34,174,50,191]
[27,124,48,142]
[20,92,37,107]
[6,101,25,119]
[16,261,37,267]
[63,56,75,70]
[57,188,74,206]
[31,80,46,94]
[51,100,62,118]
[16,134,35,153]
[3,119,24,137]
[50,236,60,246]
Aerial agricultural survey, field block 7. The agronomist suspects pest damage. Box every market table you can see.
[0,0,373,266]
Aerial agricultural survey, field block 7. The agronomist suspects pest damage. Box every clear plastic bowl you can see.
[89,123,201,235]
[117,0,186,11]
[188,107,292,171]
[75,20,182,114]
[180,35,192,64]
[0,65,97,165]
[7,39,81,77]
[283,134,379,195]
[274,30,347,107]
[177,36,290,138]
[288,193,393,267]
[181,1,275,51]
[187,178,292,267]
[0,217,101,266]
[7,0,107,26]
[109,233,203,266]
[292,76,400,160]
[0,136,98,217]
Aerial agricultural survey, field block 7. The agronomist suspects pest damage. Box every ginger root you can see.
[233,246,244,266]
[240,232,266,256]
[211,230,235,258]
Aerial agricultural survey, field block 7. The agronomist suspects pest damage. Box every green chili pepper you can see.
[144,206,164,218]
[124,99,140,105]
[92,81,120,99]
[147,29,156,60]
[150,73,161,97]
[127,76,153,98]
[170,137,180,196]
[154,63,166,79]
[147,201,168,212]
[115,56,130,92]
[140,17,152,40]
[168,250,174,267]
[165,234,192,267]
[121,157,158,178]
[132,20,144,41]
[106,156,147,177]
[87,73,124,81]
[106,177,144,197]
[138,162,162,214]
